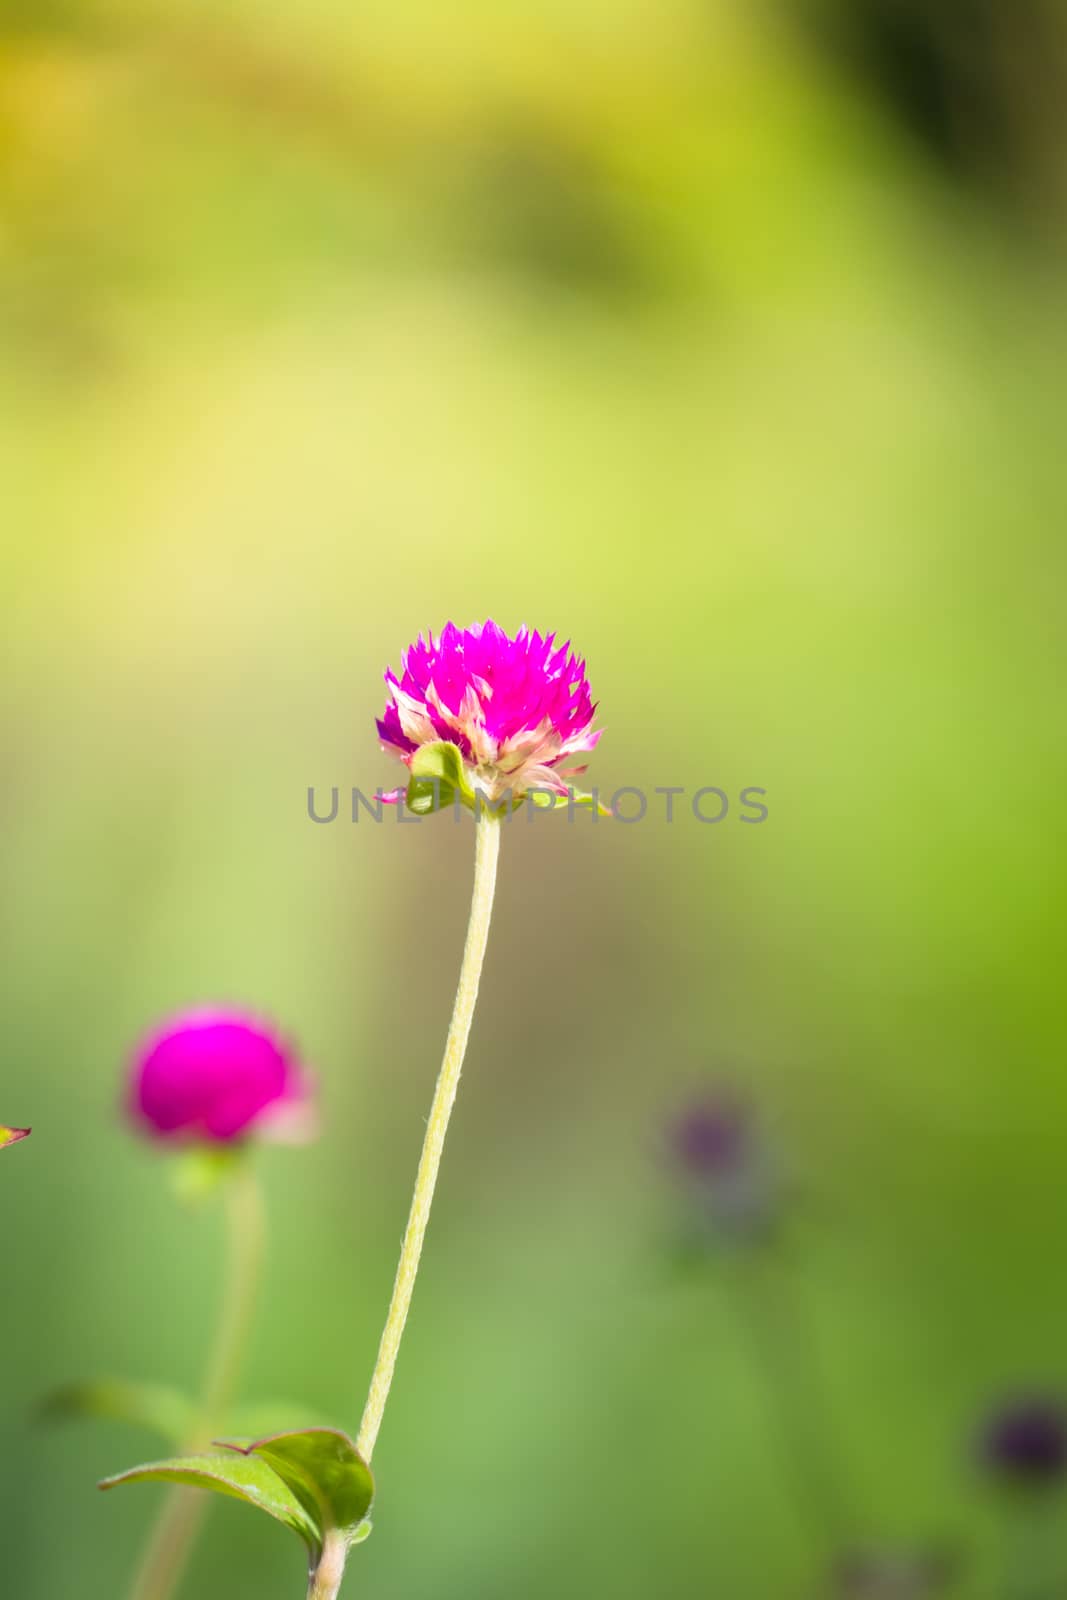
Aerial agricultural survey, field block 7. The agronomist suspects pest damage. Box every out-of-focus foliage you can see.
[802,0,1067,209]
[2,1,1066,1596]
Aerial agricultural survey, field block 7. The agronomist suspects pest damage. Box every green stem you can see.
[357,812,502,1462]
[307,1531,347,1600]
[126,1164,266,1600]
[1000,1494,1064,1599]
[730,1252,854,1554]
[195,1165,265,1436]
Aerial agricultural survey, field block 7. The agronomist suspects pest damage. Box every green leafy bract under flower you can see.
[405,740,612,818]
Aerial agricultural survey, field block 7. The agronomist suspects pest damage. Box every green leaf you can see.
[405,740,475,815]
[41,1381,333,1452]
[402,743,611,820]
[218,1428,374,1548]
[99,1451,319,1549]
[528,786,614,817]
[0,1125,30,1149]
[170,1143,244,1204]
[39,1379,193,1445]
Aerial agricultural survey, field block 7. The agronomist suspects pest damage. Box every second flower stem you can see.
[127,1163,266,1600]
[196,1164,265,1434]
[357,812,502,1462]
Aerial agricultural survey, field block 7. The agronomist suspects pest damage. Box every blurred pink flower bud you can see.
[128,1009,315,1146]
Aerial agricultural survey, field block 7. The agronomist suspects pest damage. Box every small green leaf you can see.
[170,1144,244,1203]
[218,1428,374,1548]
[99,1451,319,1548]
[39,1380,193,1445]
[528,786,614,817]
[42,1383,331,1450]
[406,741,475,815]
[409,739,468,791]
[0,1125,30,1149]
[405,774,446,815]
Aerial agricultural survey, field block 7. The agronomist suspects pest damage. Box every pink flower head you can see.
[128,1009,315,1146]
[377,620,601,803]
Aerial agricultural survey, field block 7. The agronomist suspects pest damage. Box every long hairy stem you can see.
[357,813,502,1462]
[306,1531,347,1600]
[127,1165,266,1600]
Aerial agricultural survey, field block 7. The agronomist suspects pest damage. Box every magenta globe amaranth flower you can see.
[105,1010,318,1600]
[355,618,606,1479]
[377,620,601,805]
[101,621,605,1600]
[129,1009,314,1145]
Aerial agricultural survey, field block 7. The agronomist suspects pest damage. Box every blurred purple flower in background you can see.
[662,1089,962,1592]
[670,1094,749,1178]
[128,1009,315,1145]
[981,1396,1067,1488]
[666,1089,780,1247]
[377,619,601,802]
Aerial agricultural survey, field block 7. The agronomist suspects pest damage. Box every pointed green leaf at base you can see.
[99,1452,319,1549]
[218,1428,374,1549]
[101,1428,375,1565]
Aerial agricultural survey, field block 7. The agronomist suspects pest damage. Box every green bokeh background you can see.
[2,2,1066,1595]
